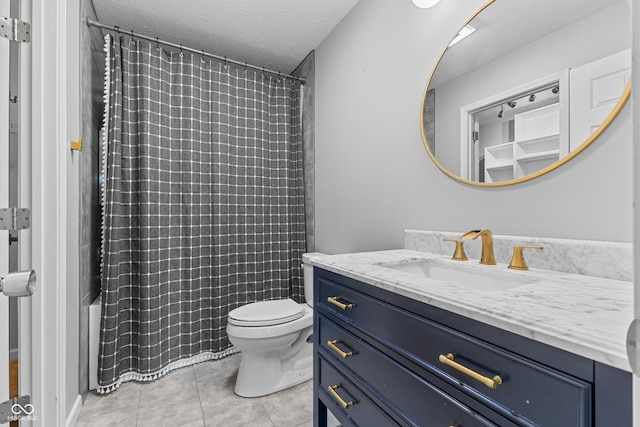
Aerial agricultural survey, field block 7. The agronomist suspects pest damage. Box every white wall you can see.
[65,0,81,417]
[314,0,633,254]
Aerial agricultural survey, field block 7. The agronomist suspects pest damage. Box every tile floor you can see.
[76,354,338,427]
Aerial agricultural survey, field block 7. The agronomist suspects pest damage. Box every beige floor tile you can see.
[260,380,313,427]
[78,382,141,420]
[139,366,199,404]
[79,355,317,427]
[203,399,274,427]
[75,404,139,427]
[196,367,246,414]
[193,354,240,380]
[137,393,204,427]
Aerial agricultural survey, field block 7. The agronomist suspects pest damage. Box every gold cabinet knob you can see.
[443,239,468,261]
[508,245,543,270]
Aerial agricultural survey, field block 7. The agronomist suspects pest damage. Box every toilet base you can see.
[234,340,313,397]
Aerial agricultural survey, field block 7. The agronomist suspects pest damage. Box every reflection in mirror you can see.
[422,0,631,186]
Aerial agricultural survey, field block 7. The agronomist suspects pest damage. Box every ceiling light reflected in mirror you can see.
[412,0,441,9]
[449,25,476,47]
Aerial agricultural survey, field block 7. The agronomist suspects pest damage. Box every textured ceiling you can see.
[91,0,360,74]
[430,0,624,88]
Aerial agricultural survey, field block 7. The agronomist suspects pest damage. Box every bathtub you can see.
[89,294,101,390]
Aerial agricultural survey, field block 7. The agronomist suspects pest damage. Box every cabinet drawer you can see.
[318,355,398,427]
[319,315,516,427]
[318,275,592,426]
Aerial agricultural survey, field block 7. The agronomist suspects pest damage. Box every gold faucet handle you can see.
[443,239,468,261]
[508,246,543,271]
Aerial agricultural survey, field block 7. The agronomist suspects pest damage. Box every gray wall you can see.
[314,0,633,254]
[78,0,105,398]
[293,51,316,252]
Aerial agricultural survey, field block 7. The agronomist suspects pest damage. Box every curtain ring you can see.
[156,37,160,51]
[114,26,120,34]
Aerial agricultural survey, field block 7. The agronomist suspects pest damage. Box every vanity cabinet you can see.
[312,267,632,427]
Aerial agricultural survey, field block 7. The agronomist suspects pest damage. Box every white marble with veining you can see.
[405,229,633,281]
[304,248,633,372]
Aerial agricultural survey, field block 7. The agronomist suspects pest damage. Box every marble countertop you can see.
[305,249,634,372]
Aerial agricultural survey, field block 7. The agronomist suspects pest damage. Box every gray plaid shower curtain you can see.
[98,34,306,392]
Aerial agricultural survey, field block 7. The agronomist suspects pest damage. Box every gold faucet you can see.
[508,246,543,270]
[461,229,496,265]
[443,239,468,261]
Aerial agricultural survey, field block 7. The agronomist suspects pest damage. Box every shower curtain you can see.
[98,34,306,393]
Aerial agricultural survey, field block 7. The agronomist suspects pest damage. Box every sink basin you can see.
[383,259,538,292]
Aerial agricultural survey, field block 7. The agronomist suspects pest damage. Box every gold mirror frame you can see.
[420,0,632,187]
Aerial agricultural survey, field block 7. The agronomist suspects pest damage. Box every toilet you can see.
[226,259,316,397]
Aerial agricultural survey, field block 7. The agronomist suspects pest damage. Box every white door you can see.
[1,0,35,424]
[0,0,11,418]
[569,49,631,152]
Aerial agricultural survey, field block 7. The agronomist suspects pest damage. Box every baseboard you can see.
[65,395,82,427]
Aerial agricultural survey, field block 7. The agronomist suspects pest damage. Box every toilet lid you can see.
[228,299,305,327]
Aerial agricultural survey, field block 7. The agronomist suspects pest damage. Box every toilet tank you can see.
[303,253,324,307]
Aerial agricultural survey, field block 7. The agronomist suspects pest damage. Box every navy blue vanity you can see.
[313,267,632,426]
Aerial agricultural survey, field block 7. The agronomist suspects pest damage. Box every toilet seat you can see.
[228,298,305,327]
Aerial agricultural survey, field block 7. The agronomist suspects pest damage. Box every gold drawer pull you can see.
[438,353,503,389]
[328,384,356,409]
[327,340,355,358]
[327,296,354,310]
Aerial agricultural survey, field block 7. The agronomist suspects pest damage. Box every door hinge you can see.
[0,16,31,43]
[0,208,30,231]
[472,130,479,142]
[0,395,32,424]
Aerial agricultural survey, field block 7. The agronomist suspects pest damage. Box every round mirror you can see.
[421,0,631,186]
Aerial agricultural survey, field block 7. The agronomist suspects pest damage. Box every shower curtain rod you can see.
[87,18,305,84]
